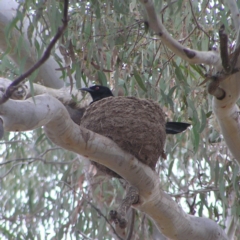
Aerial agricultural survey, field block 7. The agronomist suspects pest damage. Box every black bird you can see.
[81,85,114,102]
[80,85,190,134]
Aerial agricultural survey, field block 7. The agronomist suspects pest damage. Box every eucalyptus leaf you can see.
[133,68,147,92]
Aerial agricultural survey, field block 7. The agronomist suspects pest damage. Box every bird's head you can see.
[80,85,114,103]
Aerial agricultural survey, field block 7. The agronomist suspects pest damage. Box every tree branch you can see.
[139,0,240,164]
[188,0,210,40]
[109,186,139,229]
[0,0,64,89]
[219,25,231,73]
[139,0,220,65]
[0,0,69,105]
[0,76,89,110]
[213,97,240,164]
[0,92,228,240]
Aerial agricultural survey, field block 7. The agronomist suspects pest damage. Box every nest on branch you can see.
[80,96,166,178]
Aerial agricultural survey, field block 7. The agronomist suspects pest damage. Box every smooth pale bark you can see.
[0,0,237,238]
[139,0,221,65]
[0,0,64,89]
[211,65,240,164]
[0,90,228,240]
[0,77,88,108]
[139,0,240,165]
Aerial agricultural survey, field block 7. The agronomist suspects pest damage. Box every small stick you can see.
[219,24,231,73]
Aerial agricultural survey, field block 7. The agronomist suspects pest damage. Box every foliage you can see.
[0,0,240,239]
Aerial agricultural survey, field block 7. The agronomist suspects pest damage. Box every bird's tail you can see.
[166,122,191,134]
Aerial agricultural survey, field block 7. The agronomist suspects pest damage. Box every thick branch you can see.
[0,78,91,117]
[205,68,240,164]
[139,0,240,164]
[139,0,220,65]
[213,97,240,164]
[0,93,228,240]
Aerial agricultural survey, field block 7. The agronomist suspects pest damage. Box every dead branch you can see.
[189,0,210,40]
[200,25,240,99]
[208,81,226,100]
[109,185,139,229]
[219,25,231,73]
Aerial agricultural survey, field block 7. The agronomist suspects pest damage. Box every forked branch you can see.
[0,0,69,105]
[139,0,220,65]
[205,25,240,99]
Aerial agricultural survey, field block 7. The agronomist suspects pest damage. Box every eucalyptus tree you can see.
[0,0,239,239]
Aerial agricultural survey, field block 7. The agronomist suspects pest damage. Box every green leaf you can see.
[74,62,83,88]
[173,61,185,83]
[84,20,92,38]
[4,10,22,40]
[214,160,219,187]
[190,64,205,77]
[167,160,175,178]
[232,164,239,196]
[219,166,228,205]
[199,109,206,133]
[97,71,108,86]
[95,2,101,18]
[133,69,147,92]
[187,98,200,130]
[34,39,40,56]
[206,111,212,118]
[192,126,200,152]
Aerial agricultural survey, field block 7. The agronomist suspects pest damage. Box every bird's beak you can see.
[80,87,94,93]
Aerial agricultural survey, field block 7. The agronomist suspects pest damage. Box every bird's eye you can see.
[95,86,99,90]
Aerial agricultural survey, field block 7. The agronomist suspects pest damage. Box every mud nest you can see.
[80,96,166,178]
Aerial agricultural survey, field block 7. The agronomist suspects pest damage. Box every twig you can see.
[178,26,197,43]
[109,185,139,229]
[140,0,220,65]
[77,231,93,240]
[219,24,231,73]
[199,24,240,99]
[126,208,136,240]
[169,186,219,198]
[188,0,210,40]
[38,147,62,157]
[0,119,4,139]
[160,0,178,14]
[0,162,28,180]
[0,157,74,167]
[0,0,69,105]
[60,181,125,240]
